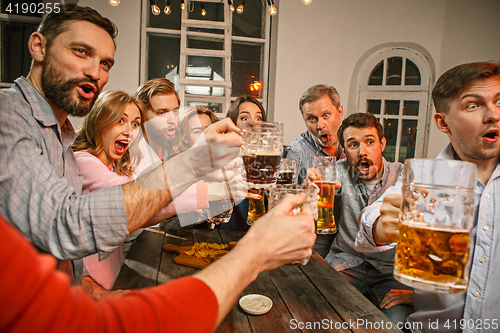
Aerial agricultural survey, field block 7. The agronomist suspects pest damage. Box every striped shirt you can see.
[0,77,128,260]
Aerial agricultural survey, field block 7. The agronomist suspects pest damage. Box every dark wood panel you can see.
[269,264,351,333]
[112,227,165,290]
[300,252,403,333]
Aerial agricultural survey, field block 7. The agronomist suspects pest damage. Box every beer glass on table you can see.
[268,184,318,265]
[394,159,476,293]
[312,156,337,234]
[277,158,300,185]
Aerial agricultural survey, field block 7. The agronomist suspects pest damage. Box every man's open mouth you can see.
[320,133,329,144]
[358,160,372,173]
[77,82,98,100]
[166,127,176,136]
[483,128,499,142]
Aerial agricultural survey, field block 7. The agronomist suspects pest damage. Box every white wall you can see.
[74,0,500,158]
[269,0,500,157]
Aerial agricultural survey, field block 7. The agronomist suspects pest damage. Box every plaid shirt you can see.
[0,77,128,260]
[325,158,403,273]
[286,130,345,184]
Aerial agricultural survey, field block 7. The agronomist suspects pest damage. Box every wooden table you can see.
[113,227,403,333]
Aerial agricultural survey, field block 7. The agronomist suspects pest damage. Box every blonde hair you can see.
[73,90,147,177]
[178,106,219,152]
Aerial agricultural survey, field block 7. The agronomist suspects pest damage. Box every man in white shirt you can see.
[356,62,500,333]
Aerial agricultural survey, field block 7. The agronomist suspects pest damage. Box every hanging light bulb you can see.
[164,0,171,14]
[151,4,160,14]
[236,0,245,14]
[109,0,120,6]
[268,4,277,15]
[201,4,206,16]
[180,0,186,10]
[302,0,313,4]
[267,0,277,16]
[149,0,160,15]
[228,0,235,12]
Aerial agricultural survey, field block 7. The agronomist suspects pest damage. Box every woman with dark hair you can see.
[226,96,266,128]
[220,96,267,230]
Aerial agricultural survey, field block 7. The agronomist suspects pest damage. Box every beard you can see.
[41,58,100,118]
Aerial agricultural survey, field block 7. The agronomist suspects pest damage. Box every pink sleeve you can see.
[155,182,209,216]
[74,151,132,195]
[0,215,218,333]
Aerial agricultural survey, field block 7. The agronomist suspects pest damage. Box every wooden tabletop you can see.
[113,227,403,333]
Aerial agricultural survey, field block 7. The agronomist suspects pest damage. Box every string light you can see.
[108,0,120,6]
[180,0,186,10]
[201,3,206,16]
[302,0,313,4]
[267,0,277,16]
[164,0,171,14]
[236,0,245,14]
[228,0,235,12]
[151,4,160,15]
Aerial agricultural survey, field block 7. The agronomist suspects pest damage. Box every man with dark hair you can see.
[357,62,500,332]
[287,84,346,185]
[0,4,316,322]
[308,112,413,325]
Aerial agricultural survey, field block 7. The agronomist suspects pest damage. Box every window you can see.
[0,0,41,87]
[141,0,271,116]
[357,47,433,163]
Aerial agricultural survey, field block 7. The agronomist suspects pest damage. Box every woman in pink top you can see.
[72,91,208,299]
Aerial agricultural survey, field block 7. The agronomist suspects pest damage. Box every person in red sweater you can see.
[0,191,315,332]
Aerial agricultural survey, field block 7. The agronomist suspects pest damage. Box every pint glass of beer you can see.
[394,159,477,293]
[268,184,318,265]
[247,188,267,226]
[277,158,300,185]
[241,121,284,189]
[312,156,337,234]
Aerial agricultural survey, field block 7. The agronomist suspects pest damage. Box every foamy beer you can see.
[312,156,337,234]
[241,121,284,189]
[277,158,300,185]
[394,159,477,293]
[268,184,318,265]
[247,188,267,226]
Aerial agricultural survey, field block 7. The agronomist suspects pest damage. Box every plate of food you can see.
[239,294,273,315]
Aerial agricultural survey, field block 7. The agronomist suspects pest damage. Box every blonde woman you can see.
[73,91,208,298]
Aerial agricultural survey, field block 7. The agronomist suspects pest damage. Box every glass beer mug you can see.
[394,159,477,293]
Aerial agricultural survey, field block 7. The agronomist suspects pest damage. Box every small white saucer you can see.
[239,294,273,315]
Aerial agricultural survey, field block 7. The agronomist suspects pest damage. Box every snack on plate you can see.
[184,241,237,263]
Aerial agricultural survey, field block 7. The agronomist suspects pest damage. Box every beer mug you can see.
[312,156,337,234]
[394,159,477,293]
[268,184,318,265]
[277,158,300,185]
[241,121,284,189]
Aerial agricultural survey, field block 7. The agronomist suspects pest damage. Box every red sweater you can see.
[0,215,218,333]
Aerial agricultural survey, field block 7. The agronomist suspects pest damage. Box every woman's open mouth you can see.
[115,140,129,155]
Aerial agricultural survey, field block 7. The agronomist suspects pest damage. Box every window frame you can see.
[140,0,271,116]
[356,47,434,162]
[0,13,41,87]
